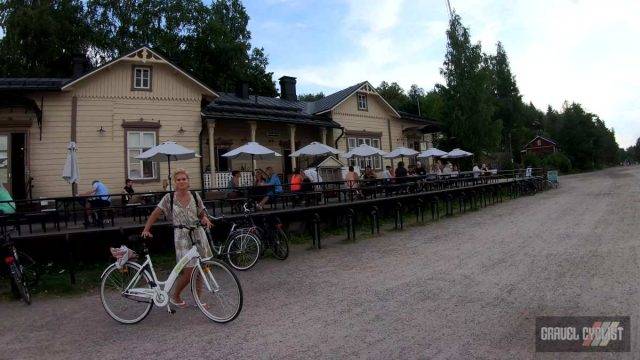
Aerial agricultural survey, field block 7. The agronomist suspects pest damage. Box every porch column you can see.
[321,127,327,145]
[289,124,297,170]
[249,121,257,170]
[207,121,216,188]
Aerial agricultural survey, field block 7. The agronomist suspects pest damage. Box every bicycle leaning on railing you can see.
[1,230,38,304]
[206,215,261,271]
[99,222,243,324]
[239,201,289,260]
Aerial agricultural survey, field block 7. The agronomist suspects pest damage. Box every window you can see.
[132,66,152,90]
[127,131,157,179]
[357,93,368,111]
[347,136,382,170]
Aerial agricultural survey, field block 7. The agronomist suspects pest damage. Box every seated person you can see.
[362,166,377,181]
[79,180,111,224]
[226,170,242,199]
[290,168,304,192]
[257,167,283,210]
[123,178,135,204]
[0,184,16,214]
[344,166,359,189]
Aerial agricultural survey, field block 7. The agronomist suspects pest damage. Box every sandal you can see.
[170,298,188,309]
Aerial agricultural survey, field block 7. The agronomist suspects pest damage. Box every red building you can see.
[523,135,558,156]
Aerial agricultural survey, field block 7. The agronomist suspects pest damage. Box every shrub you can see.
[542,152,572,173]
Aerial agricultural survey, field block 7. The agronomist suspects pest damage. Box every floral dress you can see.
[157,192,213,266]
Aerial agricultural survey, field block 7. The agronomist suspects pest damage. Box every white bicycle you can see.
[100,225,243,324]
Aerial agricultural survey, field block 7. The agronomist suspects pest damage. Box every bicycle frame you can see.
[114,246,220,309]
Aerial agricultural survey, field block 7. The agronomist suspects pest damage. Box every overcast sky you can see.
[245,0,640,148]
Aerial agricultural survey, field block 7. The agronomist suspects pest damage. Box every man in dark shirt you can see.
[395,161,408,181]
[415,161,427,176]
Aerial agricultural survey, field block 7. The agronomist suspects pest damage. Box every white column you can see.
[321,127,327,145]
[207,121,216,187]
[289,124,297,170]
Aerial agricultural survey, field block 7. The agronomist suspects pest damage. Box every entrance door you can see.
[11,133,26,199]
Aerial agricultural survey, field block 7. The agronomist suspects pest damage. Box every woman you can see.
[226,170,242,199]
[141,169,213,308]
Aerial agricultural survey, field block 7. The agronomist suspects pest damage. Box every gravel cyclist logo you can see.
[536,316,630,352]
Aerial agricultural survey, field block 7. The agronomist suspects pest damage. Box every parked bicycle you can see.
[241,202,289,260]
[206,215,261,271]
[1,231,38,304]
[100,223,242,324]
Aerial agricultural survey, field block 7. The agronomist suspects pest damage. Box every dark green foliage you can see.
[1,0,276,95]
[542,153,572,173]
[0,0,90,77]
[376,81,443,120]
[298,92,325,102]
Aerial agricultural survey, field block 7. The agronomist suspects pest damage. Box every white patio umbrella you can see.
[222,141,281,172]
[62,141,80,195]
[344,143,387,158]
[136,141,200,191]
[383,146,419,159]
[442,148,474,159]
[289,142,343,157]
[417,147,448,158]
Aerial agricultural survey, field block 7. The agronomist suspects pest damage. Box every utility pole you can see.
[445,0,454,18]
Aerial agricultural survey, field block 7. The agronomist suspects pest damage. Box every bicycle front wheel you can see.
[191,259,242,323]
[9,263,30,304]
[226,232,260,271]
[100,262,153,324]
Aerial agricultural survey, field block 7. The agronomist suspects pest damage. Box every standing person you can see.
[123,179,135,204]
[141,169,213,308]
[257,167,283,210]
[226,170,242,199]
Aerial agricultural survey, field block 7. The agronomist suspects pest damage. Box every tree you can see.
[298,92,325,102]
[489,42,522,162]
[0,0,91,76]
[439,14,500,155]
[376,81,408,111]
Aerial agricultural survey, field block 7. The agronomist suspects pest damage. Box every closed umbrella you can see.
[417,147,448,158]
[62,141,80,195]
[136,141,200,191]
[222,142,281,172]
[442,148,473,159]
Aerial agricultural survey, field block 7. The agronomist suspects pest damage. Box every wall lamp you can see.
[178,125,186,135]
[97,126,106,135]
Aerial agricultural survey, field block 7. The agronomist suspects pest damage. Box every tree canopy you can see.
[0,0,276,95]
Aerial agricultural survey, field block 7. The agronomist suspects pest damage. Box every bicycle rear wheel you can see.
[15,250,38,288]
[100,262,153,324]
[191,259,242,323]
[9,263,30,304]
[271,228,289,260]
[226,232,260,271]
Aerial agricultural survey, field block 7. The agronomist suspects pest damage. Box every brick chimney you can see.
[235,82,250,99]
[279,76,297,101]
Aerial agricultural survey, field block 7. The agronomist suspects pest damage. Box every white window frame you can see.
[127,131,157,180]
[357,93,368,111]
[347,136,382,170]
[133,66,151,90]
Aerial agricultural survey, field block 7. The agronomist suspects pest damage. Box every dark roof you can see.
[204,92,341,128]
[397,111,443,132]
[309,82,366,114]
[0,78,70,91]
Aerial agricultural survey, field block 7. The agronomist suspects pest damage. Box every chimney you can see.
[235,82,250,99]
[279,76,297,101]
[72,55,86,78]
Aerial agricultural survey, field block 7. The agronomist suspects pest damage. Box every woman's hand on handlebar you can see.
[141,229,153,239]
[201,215,213,229]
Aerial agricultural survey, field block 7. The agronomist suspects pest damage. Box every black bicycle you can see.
[1,232,38,304]
[241,202,289,260]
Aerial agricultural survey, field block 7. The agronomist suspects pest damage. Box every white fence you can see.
[203,171,254,189]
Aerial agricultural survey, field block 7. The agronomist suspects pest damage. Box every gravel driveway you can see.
[2,166,639,359]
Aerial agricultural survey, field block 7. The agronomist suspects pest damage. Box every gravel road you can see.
[2,166,639,359]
